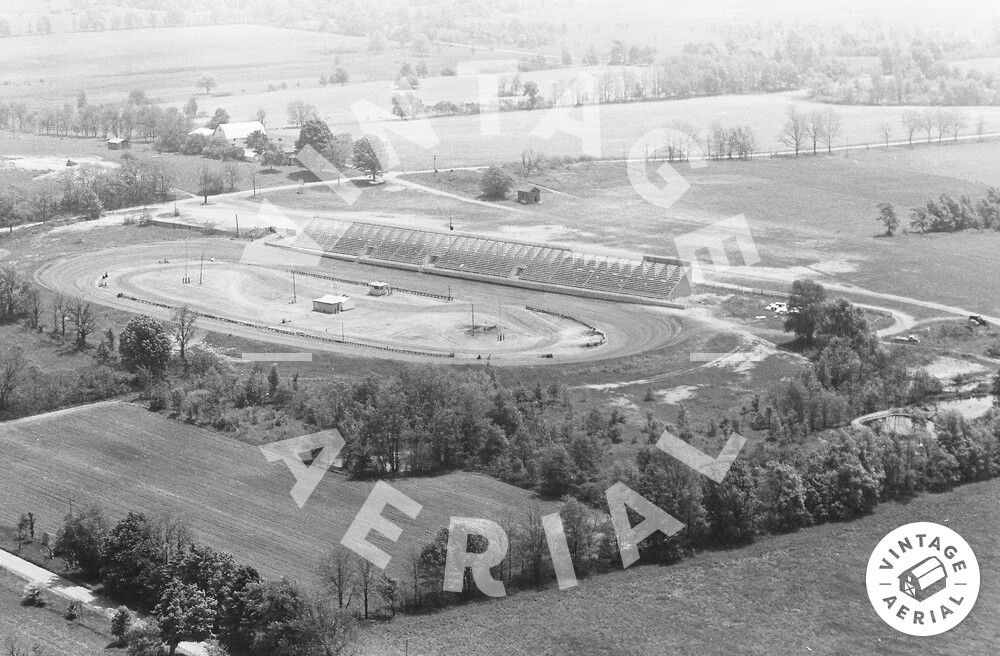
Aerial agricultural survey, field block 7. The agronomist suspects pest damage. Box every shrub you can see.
[21,582,44,607]
[479,165,513,199]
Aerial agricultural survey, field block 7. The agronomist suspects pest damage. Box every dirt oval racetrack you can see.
[35,239,711,366]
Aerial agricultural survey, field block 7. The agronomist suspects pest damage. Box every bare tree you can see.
[249,165,259,197]
[68,299,96,348]
[877,118,893,148]
[23,287,41,330]
[806,109,826,155]
[901,112,921,146]
[197,164,218,205]
[778,106,807,156]
[0,346,26,410]
[172,305,198,365]
[521,148,544,175]
[320,548,356,610]
[821,108,841,154]
[934,107,952,142]
[52,293,67,336]
[354,557,377,619]
[922,107,936,142]
[223,161,241,193]
[949,109,967,141]
[977,115,987,140]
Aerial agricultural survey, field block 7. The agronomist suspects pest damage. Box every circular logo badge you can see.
[866,522,980,636]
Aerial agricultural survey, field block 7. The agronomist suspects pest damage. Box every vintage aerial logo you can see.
[866,522,980,636]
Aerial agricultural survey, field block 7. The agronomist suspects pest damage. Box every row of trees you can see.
[0,91,194,148]
[50,507,355,655]
[877,188,1000,236]
[0,154,175,232]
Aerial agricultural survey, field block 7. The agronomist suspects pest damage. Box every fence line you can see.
[114,292,455,358]
[287,269,453,301]
[525,305,607,345]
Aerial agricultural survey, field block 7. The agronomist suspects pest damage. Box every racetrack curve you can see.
[35,239,714,366]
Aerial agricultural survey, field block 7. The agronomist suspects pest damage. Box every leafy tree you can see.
[352,135,387,182]
[294,118,334,155]
[876,201,899,236]
[367,30,387,54]
[331,67,350,85]
[287,100,318,127]
[702,459,759,544]
[155,580,217,655]
[479,165,513,199]
[101,512,167,610]
[206,108,230,130]
[783,279,827,343]
[377,573,399,616]
[260,142,287,168]
[245,130,270,156]
[54,507,108,576]
[120,315,173,377]
[183,97,198,119]
[195,73,218,95]
[758,461,812,532]
[0,346,26,411]
[538,444,575,497]
[112,607,133,646]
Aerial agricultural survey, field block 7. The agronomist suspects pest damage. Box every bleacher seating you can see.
[282,218,687,301]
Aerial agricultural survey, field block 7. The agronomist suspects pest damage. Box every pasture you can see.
[400,140,1000,317]
[0,570,115,656]
[358,476,1000,656]
[0,402,556,582]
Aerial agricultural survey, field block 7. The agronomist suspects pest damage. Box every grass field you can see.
[399,140,1000,317]
[358,477,1000,656]
[0,569,116,656]
[0,402,557,582]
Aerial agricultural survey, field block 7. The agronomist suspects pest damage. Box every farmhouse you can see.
[214,121,266,145]
[312,294,355,314]
[106,138,131,151]
[899,556,947,601]
[516,184,541,204]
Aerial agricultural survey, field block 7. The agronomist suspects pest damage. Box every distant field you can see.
[359,476,1000,656]
[0,402,555,582]
[323,92,1000,171]
[400,140,1000,317]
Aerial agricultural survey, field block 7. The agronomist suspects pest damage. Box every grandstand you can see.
[284,218,689,304]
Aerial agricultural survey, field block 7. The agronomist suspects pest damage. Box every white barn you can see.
[213,121,266,145]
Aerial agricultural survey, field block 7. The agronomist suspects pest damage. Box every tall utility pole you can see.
[199,249,205,285]
[291,271,297,303]
[235,213,240,238]
[471,302,475,336]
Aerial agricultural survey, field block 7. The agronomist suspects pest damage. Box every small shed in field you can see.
[516,184,541,204]
[107,138,131,151]
[898,556,947,601]
[312,294,355,314]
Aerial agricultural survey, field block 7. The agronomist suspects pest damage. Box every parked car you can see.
[892,334,921,343]
[765,302,788,313]
[970,315,988,326]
